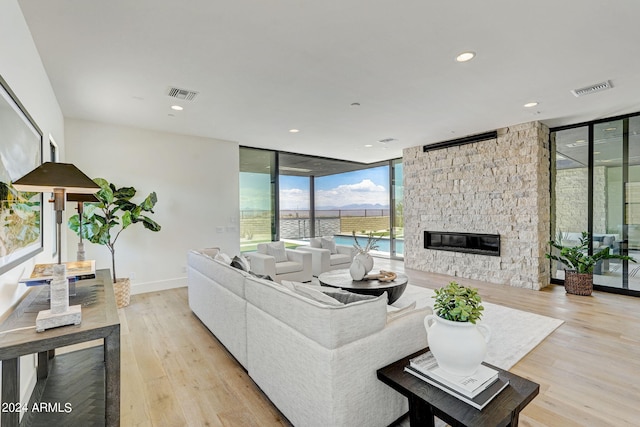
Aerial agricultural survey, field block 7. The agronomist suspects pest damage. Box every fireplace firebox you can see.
[424,231,500,256]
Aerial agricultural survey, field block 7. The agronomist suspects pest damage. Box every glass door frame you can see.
[550,111,640,297]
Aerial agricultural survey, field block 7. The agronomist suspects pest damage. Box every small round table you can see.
[318,269,408,304]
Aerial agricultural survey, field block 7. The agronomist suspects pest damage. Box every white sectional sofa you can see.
[187,250,432,427]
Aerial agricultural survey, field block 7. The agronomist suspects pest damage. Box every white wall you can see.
[64,119,240,293]
[0,0,66,414]
[0,0,64,317]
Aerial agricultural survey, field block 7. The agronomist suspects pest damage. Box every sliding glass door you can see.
[551,112,640,295]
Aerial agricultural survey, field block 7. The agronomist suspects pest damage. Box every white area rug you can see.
[395,286,564,370]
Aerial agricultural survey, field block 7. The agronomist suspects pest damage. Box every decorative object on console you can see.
[424,282,490,376]
[13,162,100,332]
[68,178,161,308]
[364,270,397,282]
[546,231,636,295]
[352,230,383,273]
[349,257,366,280]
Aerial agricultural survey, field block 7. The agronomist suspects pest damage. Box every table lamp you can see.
[13,162,100,332]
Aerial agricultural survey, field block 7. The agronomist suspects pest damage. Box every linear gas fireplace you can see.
[424,231,500,256]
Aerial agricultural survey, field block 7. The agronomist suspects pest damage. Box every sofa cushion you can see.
[188,251,247,298]
[330,253,351,266]
[245,276,387,349]
[275,260,304,275]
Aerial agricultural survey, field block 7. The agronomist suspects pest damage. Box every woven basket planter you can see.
[114,278,131,308]
[564,270,593,296]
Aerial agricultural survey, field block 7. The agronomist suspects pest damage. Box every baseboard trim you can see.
[131,277,186,295]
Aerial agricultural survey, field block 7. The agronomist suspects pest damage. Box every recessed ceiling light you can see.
[171,105,183,111]
[289,129,300,133]
[364,144,373,148]
[604,127,616,131]
[576,139,586,143]
[594,151,601,155]
[456,51,476,62]
[524,102,538,108]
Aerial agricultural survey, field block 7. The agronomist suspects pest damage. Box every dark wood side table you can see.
[0,269,120,427]
[377,348,539,427]
[318,269,408,304]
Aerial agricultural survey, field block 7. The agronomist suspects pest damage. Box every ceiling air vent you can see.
[167,86,199,101]
[571,80,612,97]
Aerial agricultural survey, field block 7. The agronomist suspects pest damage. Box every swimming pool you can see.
[332,234,404,254]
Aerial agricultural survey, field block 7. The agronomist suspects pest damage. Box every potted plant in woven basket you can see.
[546,231,635,296]
[68,178,161,308]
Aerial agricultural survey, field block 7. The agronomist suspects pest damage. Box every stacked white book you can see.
[405,351,509,410]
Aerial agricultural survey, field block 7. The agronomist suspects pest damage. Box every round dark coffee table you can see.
[318,269,408,304]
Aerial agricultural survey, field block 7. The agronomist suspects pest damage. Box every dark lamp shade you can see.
[67,193,100,202]
[12,162,100,194]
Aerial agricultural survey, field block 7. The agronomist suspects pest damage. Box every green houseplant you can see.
[68,178,161,286]
[424,282,490,376]
[432,281,485,324]
[546,231,635,295]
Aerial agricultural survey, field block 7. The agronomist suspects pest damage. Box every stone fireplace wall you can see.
[403,121,551,290]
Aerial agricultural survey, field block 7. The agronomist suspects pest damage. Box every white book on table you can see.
[409,351,499,398]
[404,365,509,410]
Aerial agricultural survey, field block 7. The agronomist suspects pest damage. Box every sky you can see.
[240,165,392,211]
[281,166,390,210]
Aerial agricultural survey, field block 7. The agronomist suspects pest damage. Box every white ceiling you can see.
[18,0,640,164]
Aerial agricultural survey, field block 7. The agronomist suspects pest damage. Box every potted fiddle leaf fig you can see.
[546,231,635,295]
[68,178,161,307]
[424,282,490,376]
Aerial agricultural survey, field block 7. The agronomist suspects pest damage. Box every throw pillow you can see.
[266,241,288,263]
[321,237,337,254]
[310,238,322,248]
[386,301,417,322]
[602,236,615,247]
[280,280,298,291]
[293,283,344,306]
[248,271,273,281]
[231,255,250,272]
[322,289,376,304]
[214,252,232,264]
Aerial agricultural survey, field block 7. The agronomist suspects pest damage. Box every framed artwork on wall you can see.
[0,74,44,275]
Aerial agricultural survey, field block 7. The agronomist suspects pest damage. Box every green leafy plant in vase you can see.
[68,178,161,285]
[424,282,490,376]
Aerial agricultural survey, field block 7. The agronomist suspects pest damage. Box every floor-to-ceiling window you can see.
[551,112,640,295]
[239,147,277,252]
[391,158,404,258]
[314,164,390,251]
[240,149,402,258]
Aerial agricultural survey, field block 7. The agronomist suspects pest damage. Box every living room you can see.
[1,0,640,426]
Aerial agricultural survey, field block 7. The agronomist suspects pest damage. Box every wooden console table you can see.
[0,269,120,426]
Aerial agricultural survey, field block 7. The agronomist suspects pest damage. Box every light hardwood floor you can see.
[117,258,640,426]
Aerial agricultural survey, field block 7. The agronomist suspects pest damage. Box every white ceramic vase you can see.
[349,258,366,281]
[355,252,374,274]
[423,314,491,376]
